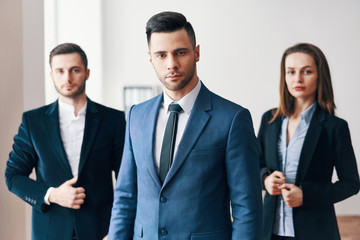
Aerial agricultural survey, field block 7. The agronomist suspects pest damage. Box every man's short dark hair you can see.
[146,11,196,48]
[49,43,88,69]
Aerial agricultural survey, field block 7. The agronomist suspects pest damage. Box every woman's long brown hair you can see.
[270,43,336,123]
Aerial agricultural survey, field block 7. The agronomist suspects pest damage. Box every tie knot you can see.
[168,103,182,113]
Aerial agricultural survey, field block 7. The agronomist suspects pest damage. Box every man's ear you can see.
[195,45,200,62]
[85,69,90,80]
[148,51,154,67]
[50,71,54,82]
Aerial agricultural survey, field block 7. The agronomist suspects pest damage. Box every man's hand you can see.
[264,170,286,195]
[278,183,303,208]
[49,176,86,209]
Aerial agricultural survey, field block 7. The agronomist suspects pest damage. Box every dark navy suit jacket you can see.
[5,98,125,240]
[107,83,263,240]
[258,106,360,240]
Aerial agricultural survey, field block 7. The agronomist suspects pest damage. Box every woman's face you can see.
[285,52,318,103]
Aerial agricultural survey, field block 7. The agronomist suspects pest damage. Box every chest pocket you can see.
[188,146,223,157]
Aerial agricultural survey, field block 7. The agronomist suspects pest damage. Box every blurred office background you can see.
[1,0,359,239]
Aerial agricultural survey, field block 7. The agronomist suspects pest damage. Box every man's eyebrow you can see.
[53,66,81,71]
[174,48,189,52]
[153,51,167,55]
[153,48,190,55]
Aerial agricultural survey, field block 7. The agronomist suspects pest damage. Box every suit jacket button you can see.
[160,228,168,236]
[160,196,167,203]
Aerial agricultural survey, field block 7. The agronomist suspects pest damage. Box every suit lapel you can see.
[44,101,73,178]
[78,99,101,175]
[296,106,326,184]
[143,94,163,188]
[163,85,211,186]
[268,117,282,171]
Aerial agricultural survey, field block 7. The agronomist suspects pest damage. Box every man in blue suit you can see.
[5,43,125,240]
[107,12,262,240]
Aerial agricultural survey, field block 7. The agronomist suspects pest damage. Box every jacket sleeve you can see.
[225,108,263,240]
[257,111,271,190]
[5,112,50,212]
[107,106,137,240]
[301,119,360,208]
[111,111,126,179]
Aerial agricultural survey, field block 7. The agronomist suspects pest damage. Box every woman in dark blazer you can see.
[258,43,360,240]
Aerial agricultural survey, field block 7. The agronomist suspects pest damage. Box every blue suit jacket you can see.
[108,84,262,240]
[5,98,125,240]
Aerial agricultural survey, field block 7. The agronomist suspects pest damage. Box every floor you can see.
[338,216,360,240]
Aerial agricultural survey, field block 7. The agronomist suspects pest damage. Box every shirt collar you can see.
[301,102,317,124]
[163,79,201,115]
[58,99,87,119]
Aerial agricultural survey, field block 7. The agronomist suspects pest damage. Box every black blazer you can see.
[258,105,360,240]
[5,98,126,240]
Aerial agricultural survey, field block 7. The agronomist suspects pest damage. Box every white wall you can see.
[101,0,360,214]
[44,0,103,104]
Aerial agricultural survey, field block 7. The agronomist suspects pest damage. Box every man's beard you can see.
[55,79,86,99]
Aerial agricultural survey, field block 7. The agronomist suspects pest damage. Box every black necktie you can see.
[159,103,182,184]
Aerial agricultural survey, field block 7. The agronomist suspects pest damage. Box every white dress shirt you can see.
[58,99,87,177]
[154,80,201,174]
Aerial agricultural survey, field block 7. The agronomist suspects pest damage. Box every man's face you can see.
[149,28,200,100]
[50,52,89,101]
